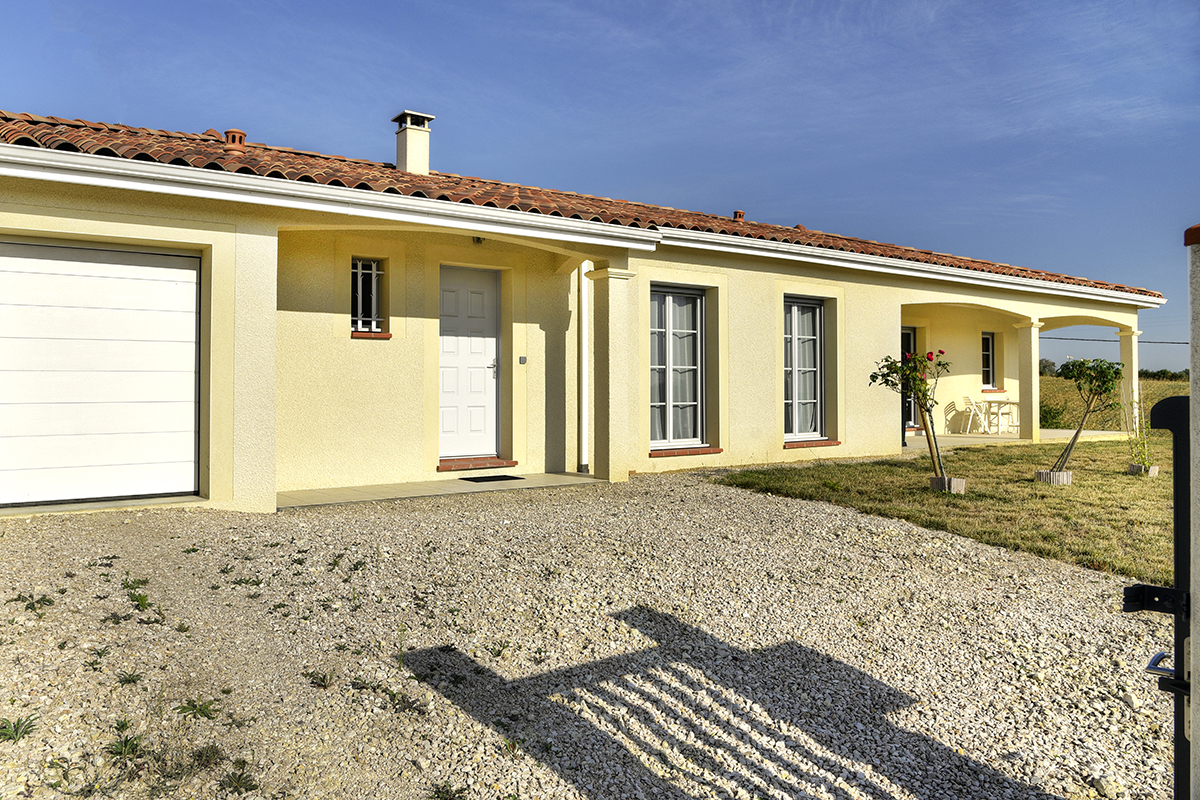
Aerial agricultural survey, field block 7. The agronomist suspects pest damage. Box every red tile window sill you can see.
[649,447,723,458]
[784,439,841,449]
[981,388,1005,393]
[437,457,518,472]
[351,331,392,340]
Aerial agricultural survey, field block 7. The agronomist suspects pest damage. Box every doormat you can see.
[459,475,525,483]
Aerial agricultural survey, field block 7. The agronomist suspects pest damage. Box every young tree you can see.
[870,350,951,478]
[1050,358,1124,473]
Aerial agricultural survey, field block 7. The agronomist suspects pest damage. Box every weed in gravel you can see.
[232,577,262,586]
[183,546,199,554]
[128,591,151,611]
[7,592,54,612]
[0,714,38,742]
[103,611,134,625]
[175,622,190,633]
[138,605,167,626]
[501,737,523,759]
[121,575,149,591]
[114,718,132,733]
[117,671,144,686]
[488,641,511,659]
[64,571,77,579]
[219,564,235,575]
[191,743,224,769]
[301,669,336,689]
[220,768,260,795]
[174,697,220,720]
[428,783,469,800]
[105,732,144,765]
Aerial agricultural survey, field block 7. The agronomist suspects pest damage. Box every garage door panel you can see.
[0,371,195,404]
[0,269,197,312]
[0,402,195,437]
[0,243,200,505]
[0,462,197,506]
[0,431,196,471]
[2,339,196,372]
[0,305,196,342]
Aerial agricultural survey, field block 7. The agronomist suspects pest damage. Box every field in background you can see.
[1039,376,1188,431]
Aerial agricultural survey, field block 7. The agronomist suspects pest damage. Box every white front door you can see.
[439,267,499,458]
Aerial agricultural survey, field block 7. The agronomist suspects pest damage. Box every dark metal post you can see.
[1150,395,1190,798]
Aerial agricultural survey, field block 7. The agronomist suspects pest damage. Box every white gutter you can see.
[659,227,1166,309]
[0,144,662,252]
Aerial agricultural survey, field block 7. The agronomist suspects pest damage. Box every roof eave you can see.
[659,227,1165,309]
[0,144,663,252]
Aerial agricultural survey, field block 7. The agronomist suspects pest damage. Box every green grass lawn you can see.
[719,437,1177,585]
[1040,376,1188,431]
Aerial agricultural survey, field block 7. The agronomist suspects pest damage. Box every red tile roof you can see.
[0,111,1162,300]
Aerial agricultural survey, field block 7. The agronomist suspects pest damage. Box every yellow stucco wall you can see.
[0,179,283,511]
[0,172,1149,509]
[274,230,579,491]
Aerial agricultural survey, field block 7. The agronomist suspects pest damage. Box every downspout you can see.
[578,261,591,473]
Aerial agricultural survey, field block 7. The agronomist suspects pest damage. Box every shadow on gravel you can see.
[409,606,1061,799]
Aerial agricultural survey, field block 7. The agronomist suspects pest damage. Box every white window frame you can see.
[981,332,996,388]
[650,286,705,448]
[351,258,384,333]
[784,297,825,441]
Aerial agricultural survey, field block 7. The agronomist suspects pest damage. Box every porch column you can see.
[1014,320,1043,442]
[1117,328,1141,422]
[588,258,638,482]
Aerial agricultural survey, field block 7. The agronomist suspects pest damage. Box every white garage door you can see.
[0,241,199,506]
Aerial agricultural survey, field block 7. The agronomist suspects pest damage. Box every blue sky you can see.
[6,0,1198,368]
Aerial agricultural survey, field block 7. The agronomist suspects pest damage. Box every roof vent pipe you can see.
[733,210,745,221]
[392,110,435,175]
[223,129,246,155]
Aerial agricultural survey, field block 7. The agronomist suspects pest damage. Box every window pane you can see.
[650,293,665,330]
[672,404,697,440]
[784,403,793,435]
[672,295,697,331]
[798,369,817,402]
[651,331,665,367]
[672,367,697,403]
[651,368,665,404]
[672,332,697,367]
[784,307,793,336]
[784,337,793,368]
[783,369,793,401]
[798,337,816,369]
[797,401,816,433]
[650,405,666,442]
[797,305,816,337]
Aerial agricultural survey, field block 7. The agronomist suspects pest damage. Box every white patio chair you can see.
[962,397,991,434]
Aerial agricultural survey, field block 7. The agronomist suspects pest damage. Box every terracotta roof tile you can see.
[0,110,1162,300]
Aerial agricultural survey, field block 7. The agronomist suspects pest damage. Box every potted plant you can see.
[1036,358,1123,485]
[1123,394,1159,476]
[870,350,964,493]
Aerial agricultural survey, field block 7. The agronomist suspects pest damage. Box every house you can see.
[0,110,1164,512]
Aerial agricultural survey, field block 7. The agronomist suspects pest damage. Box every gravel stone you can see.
[0,472,1175,798]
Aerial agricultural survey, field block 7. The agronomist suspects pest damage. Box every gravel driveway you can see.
[0,472,1174,799]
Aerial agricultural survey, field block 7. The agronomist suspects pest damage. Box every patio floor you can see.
[276,471,605,510]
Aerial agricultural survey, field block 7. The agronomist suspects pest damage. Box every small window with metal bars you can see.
[351,258,385,334]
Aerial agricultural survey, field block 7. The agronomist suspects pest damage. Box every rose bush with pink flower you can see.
[869,349,952,478]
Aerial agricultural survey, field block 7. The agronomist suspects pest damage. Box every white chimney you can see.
[392,110,435,175]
